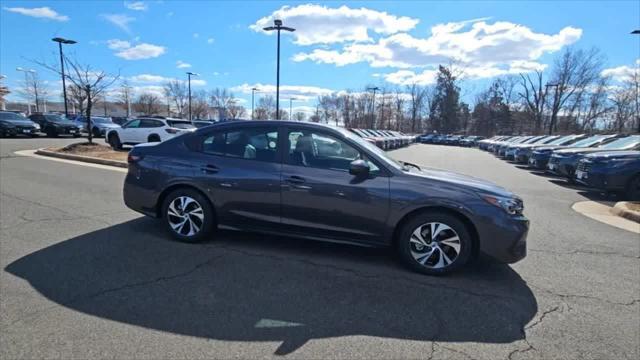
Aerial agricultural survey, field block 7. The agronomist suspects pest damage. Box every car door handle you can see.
[201,164,219,174]
[285,175,306,184]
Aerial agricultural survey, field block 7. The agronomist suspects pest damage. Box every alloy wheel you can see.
[409,222,461,269]
[167,196,205,237]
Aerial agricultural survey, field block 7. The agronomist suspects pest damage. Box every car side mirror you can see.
[349,159,370,177]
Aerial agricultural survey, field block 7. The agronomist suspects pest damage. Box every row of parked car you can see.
[418,134,485,147]
[477,134,640,200]
[349,129,416,150]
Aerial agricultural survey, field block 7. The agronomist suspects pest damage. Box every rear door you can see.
[187,125,283,231]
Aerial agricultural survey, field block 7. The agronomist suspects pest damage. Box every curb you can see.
[610,202,640,224]
[35,148,128,168]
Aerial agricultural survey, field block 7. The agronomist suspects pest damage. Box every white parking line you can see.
[13,149,128,173]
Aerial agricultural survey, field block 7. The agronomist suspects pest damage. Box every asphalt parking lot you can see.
[1,137,638,359]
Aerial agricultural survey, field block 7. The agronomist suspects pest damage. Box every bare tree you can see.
[191,90,209,119]
[610,80,637,132]
[67,84,87,116]
[0,76,9,110]
[163,80,187,118]
[133,93,162,116]
[209,88,235,120]
[406,83,426,133]
[116,80,133,117]
[16,71,48,113]
[294,111,306,121]
[518,71,549,134]
[255,95,275,119]
[227,103,247,119]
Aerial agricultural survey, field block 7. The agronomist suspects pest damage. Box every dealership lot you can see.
[1,138,638,359]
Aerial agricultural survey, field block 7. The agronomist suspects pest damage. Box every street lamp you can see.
[123,84,133,118]
[251,87,259,120]
[16,67,37,114]
[545,83,559,135]
[632,30,640,132]
[263,19,295,119]
[367,86,379,129]
[186,72,199,121]
[52,37,76,118]
[289,97,297,120]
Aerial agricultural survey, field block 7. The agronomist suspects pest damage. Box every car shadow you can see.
[5,218,537,355]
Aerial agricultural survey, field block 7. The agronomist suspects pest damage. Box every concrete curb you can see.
[610,202,640,224]
[35,148,128,168]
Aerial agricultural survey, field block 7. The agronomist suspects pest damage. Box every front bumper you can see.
[528,153,549,169]
[478,212,529,264]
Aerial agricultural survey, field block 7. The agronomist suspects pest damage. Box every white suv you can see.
[106,118,196,149]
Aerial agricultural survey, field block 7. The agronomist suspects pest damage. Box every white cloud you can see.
[213,72,220,76]
[207,38,215,44]
[111,42,166,60]
[132,85,165,99]
[294,20,581,70]
[602,61,639,82]
[250,4,419,45]
[166,11,174,17]
[231,83,334,101]
[129,74,206,87]
[3,6,68,21]
[102,14,135,33]
[107,39,131,50]
[193,33,199,38]
[190,79,207,86]
[176,60,192,69]
[124,1,147,11]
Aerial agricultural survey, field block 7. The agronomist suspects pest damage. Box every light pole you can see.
[289,97,296,120]
[52,37,76,118]
[545,83,559,135]
[632,30,640,132]
[186,72,199,121]
[251,87,259,120]
[123,84,133,118]
[367,86,379,129]
[17,67,37,114]
[263,19,295,119]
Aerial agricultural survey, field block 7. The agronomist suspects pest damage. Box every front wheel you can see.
[92,127,102,138]
[161,188,215,243]
[396,212,473,275]
[625,175,640,201]
[108,133,122,150]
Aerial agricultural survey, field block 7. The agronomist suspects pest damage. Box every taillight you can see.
[127,153,144,163]
[165,128,179,134]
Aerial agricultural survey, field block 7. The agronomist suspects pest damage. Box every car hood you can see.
[408,167,514,198]
[5,120,36,127]
[531,145,565,152]
[583,150,640,161]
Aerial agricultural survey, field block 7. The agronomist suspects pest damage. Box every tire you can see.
[161,188,215,243]
[396,212,473,275]
[108,133,122,150]
[148,134,161,143]
[625,175,640,201]
[46,128,58,138]
[92,127,102,138]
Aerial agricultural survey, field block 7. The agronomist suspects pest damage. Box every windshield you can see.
[547,136,575,145]
[599,135,640,150]
[0,112,28,121]
[570,135,607,148]
[338,128,403,170]
[44,115,74,124]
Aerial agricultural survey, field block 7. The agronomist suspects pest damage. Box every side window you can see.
[140,119,163,128]
[124,120,140,129]
[287,129,378,173]
[202,127,279,163]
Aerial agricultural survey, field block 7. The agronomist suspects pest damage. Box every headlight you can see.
[482,194,524,216]
[33,123,40,130]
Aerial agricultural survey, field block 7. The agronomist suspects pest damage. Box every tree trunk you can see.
[86,85,93,144]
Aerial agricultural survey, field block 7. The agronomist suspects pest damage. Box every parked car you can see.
[544,135,640,179]
[419,134,436,143]
[106,117,196,150]
[73,116,121,137]
[111,116,133,126]
[524,135,587,168]
[543,134,624,176]
[459,136,484,147]
[501,135,549,159]
[575,151,640,200]
[29,113,81,137]
[123,121,529,276]
[0,111,40,137]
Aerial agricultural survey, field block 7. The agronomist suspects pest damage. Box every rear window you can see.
[167,120,196,129]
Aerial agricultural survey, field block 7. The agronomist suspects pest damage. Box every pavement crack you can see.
[525,304,563,331]
[530,284,640,307]
[529,247,640,259]
[507,339,536,360]
[8,253,225,327]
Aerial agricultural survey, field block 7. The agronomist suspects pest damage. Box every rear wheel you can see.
[46,127,58,138]
[108,133,122,150]
[396,212,473,275]
[92,127,101,138]
[148,134,161,143]
[161,188,215,243]
[625,175,640,201]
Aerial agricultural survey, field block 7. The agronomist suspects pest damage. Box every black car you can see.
[0,111,40,137]
[29,113,81,137]
[123,121,529,276]
[575,151,640,200]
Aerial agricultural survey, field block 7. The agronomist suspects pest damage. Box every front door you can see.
[120,119,141,143]
[280,128,390,244]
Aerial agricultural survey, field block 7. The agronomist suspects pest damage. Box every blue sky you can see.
[1,1,638,113]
